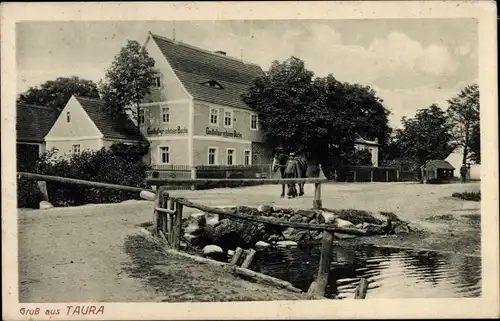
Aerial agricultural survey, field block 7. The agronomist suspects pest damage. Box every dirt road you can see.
[18,181,480,302]
[18,202,157,302]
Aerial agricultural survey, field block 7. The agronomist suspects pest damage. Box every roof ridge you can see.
[17,103,53,111]
[149,32,263,68]
[74,95,103,102]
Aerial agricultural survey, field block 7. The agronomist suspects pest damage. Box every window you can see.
[152,73,161,88]
[72,144,80,154]
[226,149,235,165]
[139,109,145,125]
[66,111,71,123]
[208,147,217,165]
[159,146,169,164]
[209,107,218,125]
[250,114,258,130]
[162,107,170,123]
[244,150,252,165]
[201,80,223,89]
[224,110,233,128]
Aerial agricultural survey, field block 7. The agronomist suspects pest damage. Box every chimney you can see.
[214,50,226,56]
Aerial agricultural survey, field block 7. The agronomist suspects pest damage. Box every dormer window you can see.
[201,80,223,89]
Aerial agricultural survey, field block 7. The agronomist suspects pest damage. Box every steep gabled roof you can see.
[424,159,455,170]
[74,96,144,141]
[17,103,58,143]
[149,32,265,110]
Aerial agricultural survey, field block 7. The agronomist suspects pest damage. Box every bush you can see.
[17,143,150,208]
[452,191,481,202]
[17,178,42,208]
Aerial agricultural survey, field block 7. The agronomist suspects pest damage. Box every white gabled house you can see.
[45,95,145,157]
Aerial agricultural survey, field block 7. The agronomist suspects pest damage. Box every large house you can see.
[137,32,268,167]
[45,95,144,156]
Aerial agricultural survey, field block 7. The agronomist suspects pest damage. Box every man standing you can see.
[284,152,298,198]
[460,163,468,183]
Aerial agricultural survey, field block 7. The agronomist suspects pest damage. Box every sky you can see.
[16,19,478,128]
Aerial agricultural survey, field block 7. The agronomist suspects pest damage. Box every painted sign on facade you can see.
[206,127,243,139]
[147,126,188,135]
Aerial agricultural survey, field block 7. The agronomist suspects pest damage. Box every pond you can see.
[252,244,481,299]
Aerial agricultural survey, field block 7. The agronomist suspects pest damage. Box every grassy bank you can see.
[123,233,309,302]
[339,211,481,256]
[452,191,481,202]
[340,231,480,256]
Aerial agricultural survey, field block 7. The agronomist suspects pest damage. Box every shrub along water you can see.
[17,143,150,208]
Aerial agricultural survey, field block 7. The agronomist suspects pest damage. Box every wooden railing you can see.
[17,172,156,207]
[18,170,368,299]
[150,172,367,298]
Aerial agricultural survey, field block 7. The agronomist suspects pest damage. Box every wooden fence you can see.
[147,164,273,190]
[148,164,418,190]
[334,165,419,183]
[149,171,368,298]
[18,171,368,299]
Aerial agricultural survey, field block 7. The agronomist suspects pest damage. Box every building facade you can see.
[139,32,271,167]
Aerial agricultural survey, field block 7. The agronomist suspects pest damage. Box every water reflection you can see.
[252,244,481,299]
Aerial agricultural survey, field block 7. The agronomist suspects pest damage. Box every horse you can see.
[272,151,308,198]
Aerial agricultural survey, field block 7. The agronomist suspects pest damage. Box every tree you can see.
[469,123,480,164]
[346,149,373,166]
[17,76,99,113]
[447,84,480,165]
[109,142,150,163]
[99,40,156,127]
[242,57,317,152]
[241,56,391,168]
[392,104,455,167]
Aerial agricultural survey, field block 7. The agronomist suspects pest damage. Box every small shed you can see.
[421,160,455,184]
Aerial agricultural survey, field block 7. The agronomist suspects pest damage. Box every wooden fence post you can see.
[354,278,369,299]
[313,182,322,209]
[353,170,357,183]
[173,202,183,250]
[37,180,54,209]
[153,186,166,236]
[241,249,257,269]
[370,169,374,182]
[308,230,334,297]
[190,166,197,191]
[230,247,244,265]
[385,170,389,182]
[161,192,169,239]
[168,198,175,244]
[37,181,49,202]
[396,170,400,182]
